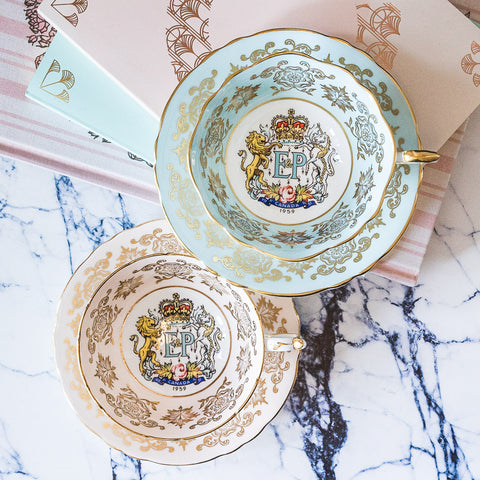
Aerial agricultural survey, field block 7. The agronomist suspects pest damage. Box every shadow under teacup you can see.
[78,253,304,440]
[189,52,438,262]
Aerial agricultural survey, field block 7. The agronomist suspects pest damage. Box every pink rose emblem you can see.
[278,185,297,204]
[171,363,188,381]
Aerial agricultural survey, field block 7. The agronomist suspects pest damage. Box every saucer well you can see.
[55,219,300,465]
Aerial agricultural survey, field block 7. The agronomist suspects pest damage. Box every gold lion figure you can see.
[240,131,282,192]
[129,316,162,375]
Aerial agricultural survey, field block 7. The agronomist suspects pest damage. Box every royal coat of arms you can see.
[238,108,340,210]
[129,293,222,388]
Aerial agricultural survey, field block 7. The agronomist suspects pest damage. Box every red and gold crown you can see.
[160,293,193,323]
[272,109,309,143]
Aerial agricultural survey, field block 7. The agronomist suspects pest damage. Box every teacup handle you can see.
[265,334,306,352]
[396,150,440,164]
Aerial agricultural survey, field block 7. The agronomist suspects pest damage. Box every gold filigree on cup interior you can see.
[99,385,164,429]
[250,60,334,96]
[133,258,202,283]
[191,377,244,429]
[95,353,118,389]
[86,288,122,363]
[225,299,257,355]
[236,345,252,380]
[161,406,199,429]
[113,275,144,300]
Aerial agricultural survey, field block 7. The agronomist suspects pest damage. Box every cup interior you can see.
[189,52,396,260]
[78,254,263,440]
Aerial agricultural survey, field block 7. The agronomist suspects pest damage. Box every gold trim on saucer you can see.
[54,219,301,464]
[153,28,423,296]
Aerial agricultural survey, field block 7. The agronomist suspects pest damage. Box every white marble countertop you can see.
[1,107,479,479]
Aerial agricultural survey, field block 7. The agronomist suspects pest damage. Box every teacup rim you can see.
[76,251,267,442]
[186,49,397,262]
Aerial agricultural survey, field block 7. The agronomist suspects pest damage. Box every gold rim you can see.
[153,28,422,295]
[186,50,397,262]
[54,219,301,464]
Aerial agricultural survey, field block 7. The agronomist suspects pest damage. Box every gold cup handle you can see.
[396,150,440,164]
[265,334,306,352]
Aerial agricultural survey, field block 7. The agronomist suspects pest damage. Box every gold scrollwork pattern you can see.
[213,247,292,283]
[240,39,321,64]
[130,228,188,254]
[133,258,202,282]
[337,57,399,116]
[312,232,380,277]
[260,295,291,395]
[264,351,290,394]
[68,252,113,316]
[203,220,235,249]
[168,166,203,238]
[225,299,258,355]
[115,247,148,269]
[278,258,316,279]
[104,422,174,452]
[196,409,262,450]
[172,71,218,141]
[64,339,95,409]
[384,166,409,218]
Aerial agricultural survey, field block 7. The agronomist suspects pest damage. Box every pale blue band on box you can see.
[26,34,159,164]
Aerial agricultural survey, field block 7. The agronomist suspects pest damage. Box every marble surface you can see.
[1,108,479,479]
